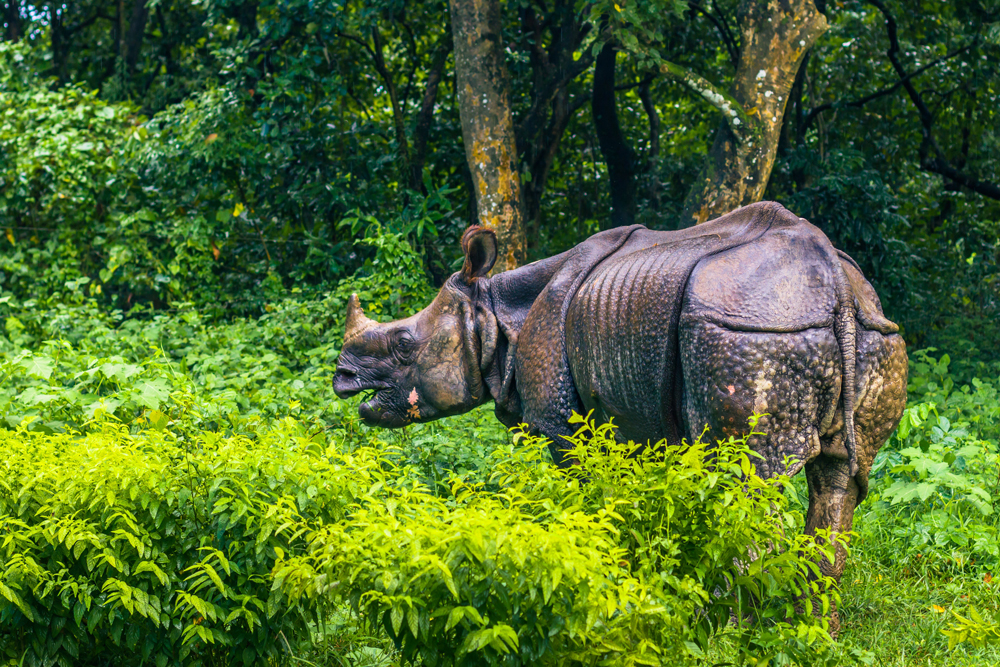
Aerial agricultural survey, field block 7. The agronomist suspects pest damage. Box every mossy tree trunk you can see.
[680,0,827,225]
[449,0,527,271]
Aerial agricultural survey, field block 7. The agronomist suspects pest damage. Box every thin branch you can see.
[639,77,660,165]
[688,1,738,69]
[64,10,107,35]
[866,0,999,200]
[397,17,421,109]
[615,73,655,92]
[803,42,972,131]
[867,0,940,153]
[370,23,411,167]
[659,60,748,143]
[515,48,595,149]
[521,5,550,71]
[923,158,1000,199]
[334,30,375,60]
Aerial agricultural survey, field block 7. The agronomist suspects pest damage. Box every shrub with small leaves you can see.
[276,414,851,667]
[0,417,391,667]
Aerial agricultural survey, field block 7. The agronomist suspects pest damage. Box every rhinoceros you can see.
[333,201,907,619]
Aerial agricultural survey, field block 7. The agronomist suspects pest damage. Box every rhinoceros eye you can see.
[393,331,416,361]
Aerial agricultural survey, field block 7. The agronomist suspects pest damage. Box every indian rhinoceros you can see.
[333,201,908,623]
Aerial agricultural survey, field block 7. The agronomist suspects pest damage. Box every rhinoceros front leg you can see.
[803,454,859,636]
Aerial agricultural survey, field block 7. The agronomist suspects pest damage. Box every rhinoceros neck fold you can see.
[482,226,646,433]
[479,250,574,426]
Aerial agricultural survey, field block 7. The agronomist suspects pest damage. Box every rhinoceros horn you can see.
[344,293,377,343]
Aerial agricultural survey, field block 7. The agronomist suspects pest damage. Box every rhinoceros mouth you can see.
[332,371,389,399]
[358,390,409,428]
[358,387,382,403]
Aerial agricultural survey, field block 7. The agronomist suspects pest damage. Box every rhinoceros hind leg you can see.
[803,454,859,636]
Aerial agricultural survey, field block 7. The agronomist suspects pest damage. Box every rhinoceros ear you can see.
[460,225,497,283]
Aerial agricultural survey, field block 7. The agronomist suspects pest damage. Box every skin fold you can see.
[333,201,908,633]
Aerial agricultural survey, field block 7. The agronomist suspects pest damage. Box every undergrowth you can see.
[0,232,998,664]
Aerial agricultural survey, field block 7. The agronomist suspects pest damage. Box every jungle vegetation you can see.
[1,0,999,665]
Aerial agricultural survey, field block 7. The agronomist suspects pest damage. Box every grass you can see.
[835,516,1000,666]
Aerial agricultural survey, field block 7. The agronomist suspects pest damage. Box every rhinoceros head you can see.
[333,227,499,427]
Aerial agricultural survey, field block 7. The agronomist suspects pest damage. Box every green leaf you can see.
[390,604,404,636]
[134,379,171,409]
[19,355,54,379]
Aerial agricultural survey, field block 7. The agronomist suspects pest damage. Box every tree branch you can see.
[922,158,1000,199]
[867,0,946,158]
[659,60,748,143]
[803,42,972,131]
[639,78,660,165]
[614,72,655,92]
[334,30,376,60]
[688,1,738,69]
[514,28,596,152]
[867,0,999,200]
[516,50,595,147]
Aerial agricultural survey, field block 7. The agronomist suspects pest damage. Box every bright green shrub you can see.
[0,412,850,667]
[944,606,1000,649]
[0,418,391,667]
[277,414,849,667]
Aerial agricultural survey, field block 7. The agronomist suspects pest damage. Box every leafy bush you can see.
[862,350,1000,573]
[944,606,1000,650]
[278,414,850,667]
[0,417,391,667]
[1,402,854,667]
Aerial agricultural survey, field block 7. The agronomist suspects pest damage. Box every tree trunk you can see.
[3,0,20,42]
[681,0,827,225]
[449,0,527,271]
[592,41,637,228]
[122,0,148,71]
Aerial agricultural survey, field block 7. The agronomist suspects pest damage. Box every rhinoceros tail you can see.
[830,248,860,478]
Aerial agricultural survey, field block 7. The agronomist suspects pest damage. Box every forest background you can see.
[2,0,1000,665]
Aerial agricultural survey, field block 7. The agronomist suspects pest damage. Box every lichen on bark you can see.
[681,0,828,226]
[449,0,527,271]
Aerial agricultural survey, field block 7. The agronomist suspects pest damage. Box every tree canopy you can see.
[2,0,999,357]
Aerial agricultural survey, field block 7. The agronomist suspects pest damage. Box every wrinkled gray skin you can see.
[334,202,908,632]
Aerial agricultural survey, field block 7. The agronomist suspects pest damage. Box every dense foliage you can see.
[2,1,999,347]
[1,283,852,665]
[3,0,1000,664]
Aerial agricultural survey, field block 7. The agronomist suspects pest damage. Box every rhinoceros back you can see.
[566,204,868,450]
[565,235,720,444]
[564,203,818,445]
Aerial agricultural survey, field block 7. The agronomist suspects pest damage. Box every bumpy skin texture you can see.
[558,203,905,633]
[334,201,907,632]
